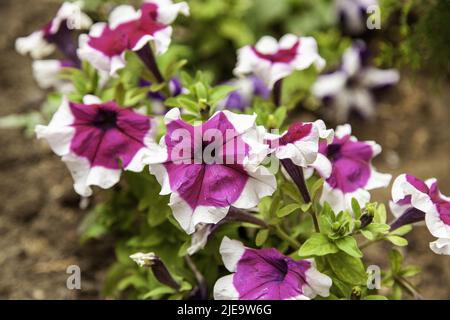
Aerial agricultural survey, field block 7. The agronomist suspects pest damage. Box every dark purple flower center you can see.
[92,109,117,131]
[326,143,343,160]
[252,41,300,64]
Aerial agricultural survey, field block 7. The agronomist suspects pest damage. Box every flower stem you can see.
[136,44,164,83]
[272,79,283,106]
[227,207,268,228]
[273,225,301,248]
[395,275,424,300]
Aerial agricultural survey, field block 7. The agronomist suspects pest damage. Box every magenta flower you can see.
[390,174,450,255]
[234,34,325,89]
[77,0,189,75]
[148,108,276,234]
[35,96,163,196]
[214,237,332,300]
[16,2,92,61]
[319,124,391,213]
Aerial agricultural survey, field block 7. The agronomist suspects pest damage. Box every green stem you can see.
[273,225,301,248]
[360,238,381,249]
[395,275,423,300]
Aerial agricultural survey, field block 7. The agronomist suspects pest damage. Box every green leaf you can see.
[361,230,376,241]
[310,178,324,200]
[351,198,361,219]
[364,295,388,300]
[255,229,269,247]
[386,235,408,247]
[389,224,413,236]
[374,204,387,224]
[142,286,176,299]
[209,85,236,105]
[389,249,403,273]
[276,203,301,218]
[327,252,367,285]
[335,236,363,258]
[400,266,421,277]
[366,223,390,234]
[298,233,338,257]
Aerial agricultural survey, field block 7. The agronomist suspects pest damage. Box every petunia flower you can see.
[335,0,378,35]
[77,0,189,76]
[130,252,180,289]
[16,2,92,61]
[148,108,276,234]
[319,124,391,213]
[234,34,325,89]
[312,41,399,123]
[390,174,450,255]
[35,95,164,197]
[218,76,270,111]
[265,120,333,202]
[213,237,332,300]
[32,59,76,93]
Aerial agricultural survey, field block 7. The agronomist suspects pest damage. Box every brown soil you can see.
[0,0,448,300]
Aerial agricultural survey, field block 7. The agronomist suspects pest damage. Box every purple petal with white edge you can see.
[341,41,364,76]
[150,108,274,234]
[32,59,74,93]
[234,34,324,89]
[215,238,332,300]
[37,96,159,196]
[49,2,92,34]
[430,238,450,255]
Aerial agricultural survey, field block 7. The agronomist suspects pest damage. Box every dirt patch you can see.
[0,0,113,299]
[0,0,448,300]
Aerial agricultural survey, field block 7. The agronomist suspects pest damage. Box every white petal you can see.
[169,193,229,234]
[152,27,173,55]
[108,5,140,29]
[15,31,56,59]
[391,174,408,203]
[254,36,279,54]
[312,71,347,98]
[310,153,332,179]
[62,153,122,197]
[32,60,63,90]
[213,274,239,300]
[360,68,400,88]
[425,208,450,239]
[279,33,299,49]
[304,262,332,298]
[187,224,213,256]
[232,166,277,209]
[342,43,363,76]
[35,97,75,156]
[153,0,190,24]
[219,237,245,272]
[335,124,352,138]
[429,238,450,255]
[365,168,391,190]
[292,36,326,71]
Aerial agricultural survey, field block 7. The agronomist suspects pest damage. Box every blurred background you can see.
[0,0,449,299]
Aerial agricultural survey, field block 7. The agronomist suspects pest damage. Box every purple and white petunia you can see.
[267,120,334,168]
[218,76,270,111]
[148,108,276,234]
[77,0,189,75]
[213,237,332,300]
[35,95,164,197]
[319,124,391,213]
[335,0,378,35]
[234,34,325,89]
[16,2,92,61]
[390,174,450,255]
[312,41,399,123]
